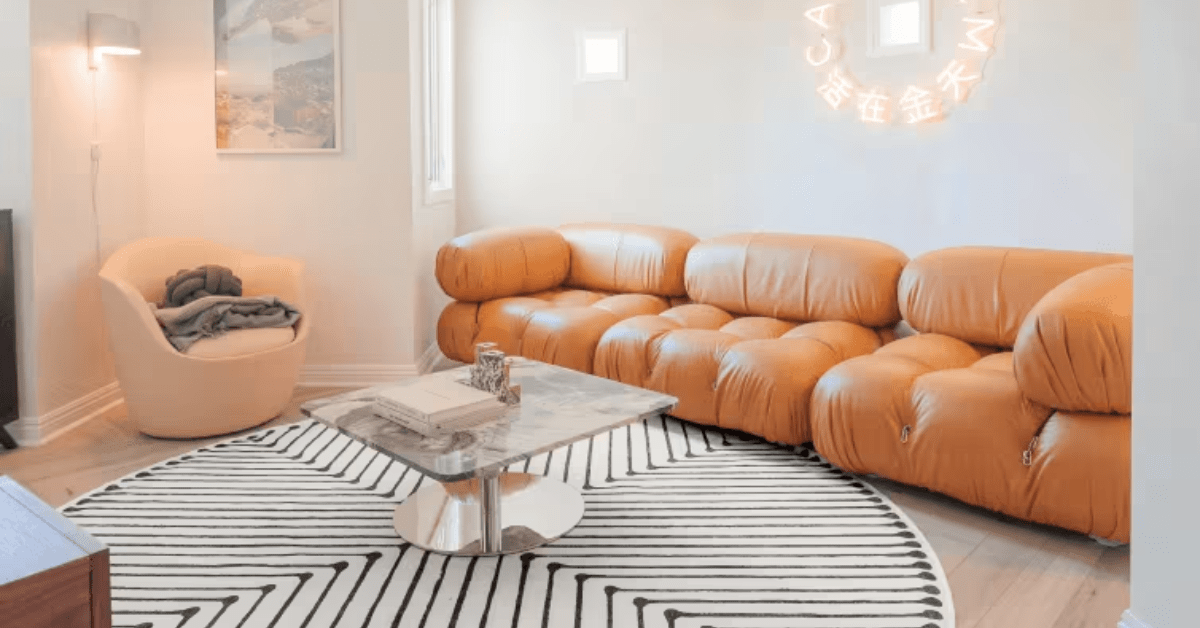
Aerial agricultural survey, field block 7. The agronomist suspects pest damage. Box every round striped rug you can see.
[61,416,954,628]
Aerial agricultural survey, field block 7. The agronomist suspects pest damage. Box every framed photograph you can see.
[214,0,342,153]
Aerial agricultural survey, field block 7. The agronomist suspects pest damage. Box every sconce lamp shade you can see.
[88,13,141,68]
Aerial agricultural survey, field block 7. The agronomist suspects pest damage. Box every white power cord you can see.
[90,67,103,269]
[89,67,111,367]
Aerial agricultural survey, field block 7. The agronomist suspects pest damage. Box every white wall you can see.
[29,0,145,416]
[141,0,417,372]
[1128,1,1199,626]
[456,0,1134,257]
[408,0,457,366]
[0,0,37,423]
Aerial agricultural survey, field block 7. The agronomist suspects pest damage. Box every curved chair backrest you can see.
[100,237,306,309]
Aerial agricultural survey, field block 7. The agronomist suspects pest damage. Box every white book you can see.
[376,377,505,423]
[374,402,507,437]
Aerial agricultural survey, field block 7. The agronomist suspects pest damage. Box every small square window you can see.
[868,0,930,57]
[584,39,620,74]
[577,30,626,82]
[879,1,921,47]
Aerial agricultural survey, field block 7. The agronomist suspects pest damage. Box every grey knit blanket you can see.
[153,295,302,352]
[161,265,243,307]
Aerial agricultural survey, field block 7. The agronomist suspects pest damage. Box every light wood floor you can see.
[0,388,1128,628]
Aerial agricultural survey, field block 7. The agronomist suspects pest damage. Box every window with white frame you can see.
[423,0,454,203]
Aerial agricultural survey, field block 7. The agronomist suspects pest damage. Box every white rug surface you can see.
[61,416,955,628]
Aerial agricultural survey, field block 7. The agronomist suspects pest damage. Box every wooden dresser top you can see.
[0,476,106,585]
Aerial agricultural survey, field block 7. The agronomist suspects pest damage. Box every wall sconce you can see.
[88,13,141,70]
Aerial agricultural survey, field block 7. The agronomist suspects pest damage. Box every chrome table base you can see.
[392,472,585,556]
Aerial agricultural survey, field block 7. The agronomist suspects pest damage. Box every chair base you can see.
[136,414,279,441]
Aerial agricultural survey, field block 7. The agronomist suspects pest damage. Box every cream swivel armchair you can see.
[99,238,310,438]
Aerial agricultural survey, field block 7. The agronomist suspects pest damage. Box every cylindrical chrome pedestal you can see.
[392,472,585,556]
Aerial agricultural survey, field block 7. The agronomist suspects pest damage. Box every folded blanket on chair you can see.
[161,265,243,307]
[153,295,302,352]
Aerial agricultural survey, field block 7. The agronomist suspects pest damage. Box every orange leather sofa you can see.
[435,226,1132,542]
[436,223,698,372]
[811,248,1132,542]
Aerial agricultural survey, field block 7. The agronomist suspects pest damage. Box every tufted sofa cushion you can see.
[899,247,1130,348]
[559,223,698,297]
[1014,262,1133,414]
[438,288,675,372]
[811,336,1130,542]
[436,226,571,303]
[594,233,907,445]
[684,233,908,327]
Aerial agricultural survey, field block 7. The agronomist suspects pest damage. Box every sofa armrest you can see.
[1013,262,1132,414]
[435,227,570,302]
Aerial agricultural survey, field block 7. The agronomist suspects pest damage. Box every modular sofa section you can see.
[436,224,698,373]
[595,233,909,445]
[811,248,1132,542]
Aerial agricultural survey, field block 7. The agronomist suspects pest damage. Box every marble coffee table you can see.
[301,359,677,556]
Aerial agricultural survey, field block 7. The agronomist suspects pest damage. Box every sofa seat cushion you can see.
[594,305,886,444]
[810,333,1130,542]
[183,327,296,359]
[436,288,672,372]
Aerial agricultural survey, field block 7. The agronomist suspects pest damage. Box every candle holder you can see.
[466,343,522,405]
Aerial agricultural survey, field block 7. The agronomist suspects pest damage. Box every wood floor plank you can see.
[972,532,1106,627]
[0,387,347,508]
[0,385,1130,626]
[944,521,1061,627]
[1051,545,1131,628]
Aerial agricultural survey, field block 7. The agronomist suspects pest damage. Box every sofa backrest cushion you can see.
[683,233,908,327]
[558,223,698,297]
[436,227,570,302]
[900,247,1131,348]
[1013,262,1132,413]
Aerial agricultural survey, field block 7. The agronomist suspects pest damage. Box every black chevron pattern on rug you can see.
[61,416,955,628]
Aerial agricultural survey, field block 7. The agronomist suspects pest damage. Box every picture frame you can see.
[214,0,343,154]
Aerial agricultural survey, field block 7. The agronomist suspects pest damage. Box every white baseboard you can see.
[9,418,36,446]
[13,382,124,447]
[1120,610,1153,628]
[297,364,418,388]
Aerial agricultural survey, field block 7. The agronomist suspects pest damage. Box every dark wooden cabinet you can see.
[0,476,111,628]
[0,209,18,449]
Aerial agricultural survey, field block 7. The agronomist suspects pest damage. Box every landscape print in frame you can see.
[215,0,342,153]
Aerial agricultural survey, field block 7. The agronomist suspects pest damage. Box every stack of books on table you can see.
[373,378,508,437]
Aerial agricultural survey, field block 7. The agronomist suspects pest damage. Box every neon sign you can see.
[959,17,997,52]
[805,0,1001,125]
[818,67,856,109]
[858,88,890,123]
[804,4,836,29]
[898,86,941,123]
[806,37,835,67]
[937,59,981,101]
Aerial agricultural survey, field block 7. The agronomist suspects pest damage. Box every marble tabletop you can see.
[300,359,678,483]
